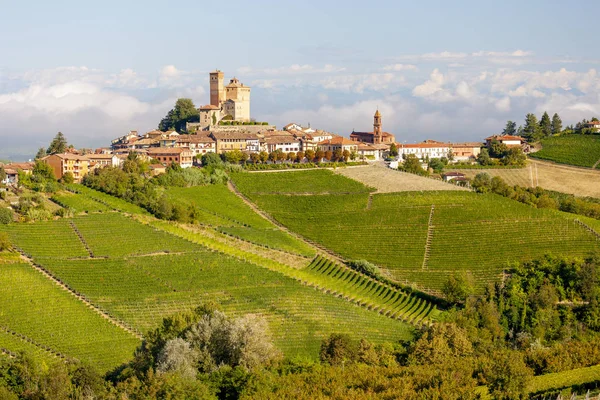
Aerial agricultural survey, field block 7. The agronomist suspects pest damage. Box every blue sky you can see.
[1,0,599,159]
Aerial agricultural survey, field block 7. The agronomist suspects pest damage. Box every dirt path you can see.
[593,158,600,170]
[16,251,143,340]
[334,163,468,193]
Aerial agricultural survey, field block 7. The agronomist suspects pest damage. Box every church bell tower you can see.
[373,109,382,143]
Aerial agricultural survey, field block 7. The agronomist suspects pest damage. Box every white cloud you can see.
[412,69,446,98]
[382,64,418,71]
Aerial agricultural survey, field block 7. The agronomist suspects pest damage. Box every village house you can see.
[86,154,121,168]
[175,134,216,157]
[131,138,159,149]
[450,142,482,161]
[147,147,193,168]
[159,131,180,148]
[485,135,525,148]
[210,131,259,153]
[5,162,34,176]
[398,142,452,160]
[442,171,466,182]
[283,123,316,134]
[111,130,139,151]
[42,153,91,183]
[584,120,600,133]
[350,110,396,145]
[357,143,389,161]
[262,132,302,154]
[1,167,19,186]
[318,136,359,153]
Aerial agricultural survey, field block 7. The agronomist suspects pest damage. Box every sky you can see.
[1,0,599,160]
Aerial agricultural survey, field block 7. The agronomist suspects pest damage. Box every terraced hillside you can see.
[530,134,600,168]
[165,184,315,256]
[1,212,419,364]
[232,171,600,294]
[0,254,139,371]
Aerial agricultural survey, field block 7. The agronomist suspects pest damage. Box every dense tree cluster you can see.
[83,154,231,222]
[159,99,200,133]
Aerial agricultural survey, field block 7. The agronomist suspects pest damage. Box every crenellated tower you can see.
[209,70,225,107]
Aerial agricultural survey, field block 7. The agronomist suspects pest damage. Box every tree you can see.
[0,167,5,184]
[477,148,492,166]
[523,113,541,142]
[304,149,315,162]
[539,111,552,138]
[35,147,46,160]
[61,172,74,184]
[324,150,333,161]
[159,99,199,133]
[295,151,304,163]
[0,231,10,249]
[442,272,474,303]
[502,121,517,136]
[551,113,562,135]
[471,172,491,193]
[401,154,428,176]
[33,160,56,181]
[0,210,12,225]
[314,150,324,162]
[320,333,358,366]
[428,158,445,173]
[201,152,222,167]
[46,132,68,155]
[389,143,399,157]
[249,152,260,164]
[287,152,296,162]
[342,149,350,162]
[408,323,473,365]
[332,149,343,162]
[258,151,269,164]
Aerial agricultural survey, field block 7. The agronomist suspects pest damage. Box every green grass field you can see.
[232,172,600,293]
[529,364,600,395]
[165,185,315,256]
[530,134,600,168]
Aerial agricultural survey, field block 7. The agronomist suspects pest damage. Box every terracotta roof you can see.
[450,142,483,147]
[485,135,524,142]
[199,104,220,111]
[44,153,90,161]
[264,136,301,145]
[176,134,215,144]
[351,131,394,137]
[400,143,451,149]
[210,131,259,140]
[4,168,17,175]
[6,162,34,170]
[134,138,159,146]
[87,154,116,159]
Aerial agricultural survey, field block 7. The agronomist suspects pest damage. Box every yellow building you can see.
[42,153,91,182]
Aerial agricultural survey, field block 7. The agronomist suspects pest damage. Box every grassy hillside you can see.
[531,134,600,168]
[0,257,139,371]
[1,213,416,362]
[232,172,600,294]
[165,184,315,256]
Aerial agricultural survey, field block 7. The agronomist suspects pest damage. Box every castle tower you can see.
[209,70,225,107]
[373,109,382,143]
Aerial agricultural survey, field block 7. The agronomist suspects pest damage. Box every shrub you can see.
[348,260,381,279]
[0,207,13,224]
[0,232,10,251]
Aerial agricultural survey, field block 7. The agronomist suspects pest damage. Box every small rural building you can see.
[318,136,359,153]
[485,135,524,148]
[1,168,18,185]
[210,131,260,153]
[357,143,389,161]
[175,134,216,157]
[584,120,600,133]
[442,172,466,182]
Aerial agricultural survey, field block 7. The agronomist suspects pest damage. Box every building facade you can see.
[350,110,396,145]
[42,154,91,183]
[147,148,193,168]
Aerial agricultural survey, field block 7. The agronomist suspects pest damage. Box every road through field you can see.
[334,164,468,193]
[450,159,600,198]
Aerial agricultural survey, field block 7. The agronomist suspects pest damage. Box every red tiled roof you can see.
[199,104,220,111]
[147,147,189,155]
[319,136,356,146]
[485,135,524,141]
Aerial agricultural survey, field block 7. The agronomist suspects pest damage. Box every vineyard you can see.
[530,134,600,168]
[529,364,600,395]
[0,261,139,371]
[232,171,600,294]
[231,169,375,194]
[0,212,417,364]
[165,185,315,256]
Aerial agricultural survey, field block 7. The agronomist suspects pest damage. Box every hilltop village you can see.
[0,70,531,184]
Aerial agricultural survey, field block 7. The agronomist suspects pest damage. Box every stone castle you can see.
[197,70,251,130]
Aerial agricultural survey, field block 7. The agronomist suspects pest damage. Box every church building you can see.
[350,110,396,144]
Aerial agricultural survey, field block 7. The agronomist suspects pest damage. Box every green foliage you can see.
[159,98,199,132]
[551,113,563,135]
[389,143,399,157]
[539,111,552,138]
[319,333,358,365]
[60,171,74,184]
[531,134,600,167]
[0,208,13,225]
[401,154,428,176]
[46,132,68,155]
[428,158,445,173]
[523,113,542,142]
[442,271,475,303]
[34,147,46,160]
[0,231,10,250]
[503,120,517,136]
